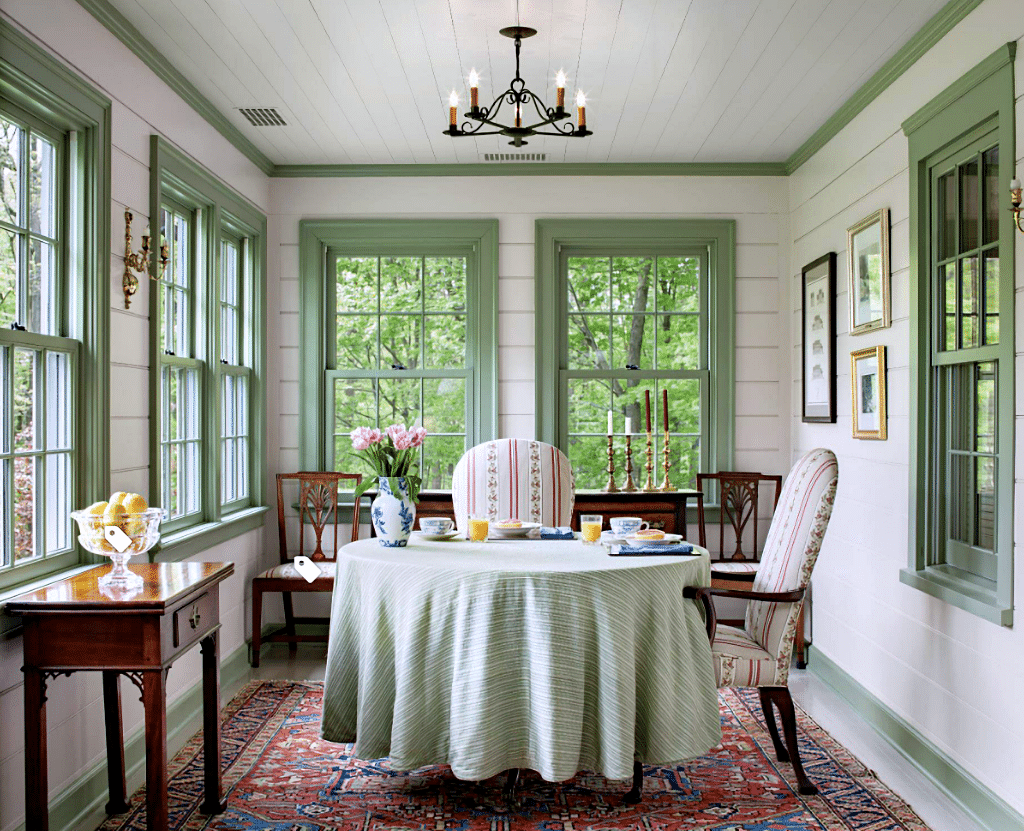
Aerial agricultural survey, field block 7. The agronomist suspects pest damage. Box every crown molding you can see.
[271,162,787,177]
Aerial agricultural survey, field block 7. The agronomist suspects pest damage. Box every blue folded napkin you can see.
[540,526,575,540]
[610,543,694,556]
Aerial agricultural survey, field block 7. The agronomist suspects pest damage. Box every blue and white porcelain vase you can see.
[371,476,416,547]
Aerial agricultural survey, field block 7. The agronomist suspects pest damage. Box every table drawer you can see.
[171,591,216,650]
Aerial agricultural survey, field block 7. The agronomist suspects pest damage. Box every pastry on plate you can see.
[494,518,523,529]
[633,528,665,541]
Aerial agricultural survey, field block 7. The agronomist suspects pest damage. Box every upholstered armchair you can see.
[451,438,575,532]
[685,447,838,795]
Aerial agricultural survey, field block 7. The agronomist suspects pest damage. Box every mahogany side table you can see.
[6,561,234,831]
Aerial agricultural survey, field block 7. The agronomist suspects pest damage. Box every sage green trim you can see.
[298,219,499,470]
[810,650,1024,831]
[9,634,253,831]
[905,44,1015,625]
[273,162,787,178]
[150,136,268,555]
[72,0,273,176]
[0,19,111,586]
[534,219,735,474]
[785,0,986,173]
[902,43,1016,136]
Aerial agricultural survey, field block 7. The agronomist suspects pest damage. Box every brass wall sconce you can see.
[1012,177,1023,234]
[122,209,168,309]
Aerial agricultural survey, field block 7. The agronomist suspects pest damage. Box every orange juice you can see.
[468,516,489,542]
[581,520,602,544]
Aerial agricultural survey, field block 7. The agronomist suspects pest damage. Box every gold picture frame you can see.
[847,208,890,335]
[850,345,887,440]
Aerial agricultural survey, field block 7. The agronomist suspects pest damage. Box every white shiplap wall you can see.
[788,0,1024,815]
[0,3,271,830]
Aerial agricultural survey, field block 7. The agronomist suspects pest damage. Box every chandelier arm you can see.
[456,120,505,136]
[526,93,559,124]
[530,125,583,137]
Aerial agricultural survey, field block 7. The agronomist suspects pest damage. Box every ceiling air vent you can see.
[238,107,287,127]
[482,153,546,162]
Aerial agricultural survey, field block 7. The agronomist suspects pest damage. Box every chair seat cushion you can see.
[710,561,760,575]
[712,624,779,687]
[257,561,337,580]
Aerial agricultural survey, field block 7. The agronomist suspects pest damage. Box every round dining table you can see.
[320,535,721,783]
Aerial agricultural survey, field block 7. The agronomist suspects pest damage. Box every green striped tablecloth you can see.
[320,536,721,782]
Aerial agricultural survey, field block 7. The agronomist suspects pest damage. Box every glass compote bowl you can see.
[70,507,165,591]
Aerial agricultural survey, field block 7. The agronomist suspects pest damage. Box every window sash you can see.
[219,364,251,513]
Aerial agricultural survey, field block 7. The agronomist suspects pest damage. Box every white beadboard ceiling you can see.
[108,0,948,165]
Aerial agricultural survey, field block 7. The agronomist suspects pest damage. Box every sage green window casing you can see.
[902,43,1016,626]
[534,219,735,479]
[149,136,267,560]
[0,20,110,594]
[298,220,499,474]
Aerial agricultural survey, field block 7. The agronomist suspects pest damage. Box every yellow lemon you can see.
[122,493,148,513]
[103,503,128,529]
[108,491,129,507]
[86,501,108,516]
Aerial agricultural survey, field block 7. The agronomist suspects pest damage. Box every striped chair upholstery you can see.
[712,448,838,688]
[451,439,575,533]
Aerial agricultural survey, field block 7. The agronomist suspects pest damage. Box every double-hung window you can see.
[902,44,1015,625]
[0,22,109,595]
[151,137,265,556]
[535,220,735,491]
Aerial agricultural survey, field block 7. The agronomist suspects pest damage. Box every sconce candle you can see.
[607,409,614,436]
[449,90,459,127]
[576,90,586,128]
[468,69,479,110]
[556,69,566,109]
[625,416,633,436]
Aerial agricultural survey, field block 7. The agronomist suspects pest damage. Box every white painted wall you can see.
[0,3,271,829]
[788,0,1024,815]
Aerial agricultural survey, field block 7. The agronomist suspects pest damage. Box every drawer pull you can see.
[188,605,201,630]
[650,520,666,530]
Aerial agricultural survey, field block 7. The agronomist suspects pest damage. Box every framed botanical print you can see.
[851,345,887,440]
[847,208,890,334]
[802,252,837,423]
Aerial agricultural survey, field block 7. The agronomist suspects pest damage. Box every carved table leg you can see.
[102,671,130,814]
[623,760,644,805]
[23,668,49,831]
[200,632,227,813]
[142,669,170,831]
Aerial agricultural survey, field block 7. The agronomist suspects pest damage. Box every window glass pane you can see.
[612,381,646,435]
[659,378,702,435]
[424,256,466,312]
[28,237,56,335]
[162,365,201,520]
[333,377,377,457]
[45,452,70,555]
[982,146,999,246]
[424,314,465,368]
[959,158,979,253]
[664,434,700,490]
[983,251,999,345]
[948,451,971,545]
[0,459,9,567]
[336,315,377,369]
[29,134,55,238]
[976,456,995,550]
[380,315,420,370]
[377,376,419,426]
[568,377,611,435]
[0,345,8,455]
[14,348,34,450]
[423,377,464,434]
[960,257,978,349]
[568,257,609,312]
[379,257,421,312]
[336,257,377,314]
[612,313,653,369]
[1,119,21,226]
[566,434,606,490]
[172,212,190,287]
[0,228,18,327]
[421,434,463,490]
[937,171,956,261]
[942,262,956,351]
[975,362,995,455]
[657,257,700,313]
[612,257,654,313]
[221,241,238,304]
[221,304,238,364]
[568,314,610,370]
[656,314,700,369]
[45,351,70,450]
[173,288,188,356]
[14,455,34,562]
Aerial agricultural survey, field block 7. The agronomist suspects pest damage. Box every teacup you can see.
[419,517,454,535]
[610,516,649,537]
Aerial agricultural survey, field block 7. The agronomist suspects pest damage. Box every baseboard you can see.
[810,650,1024,831]
[10,637,253,831]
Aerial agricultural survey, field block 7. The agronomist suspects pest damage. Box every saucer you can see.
[413,529,461,542]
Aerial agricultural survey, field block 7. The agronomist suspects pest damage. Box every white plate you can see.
[413,529,461,542]
[624,532,684,545]
[488,521,541,539]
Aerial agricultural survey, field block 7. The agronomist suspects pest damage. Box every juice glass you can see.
[580,514,603,544]
[468,516,490,542]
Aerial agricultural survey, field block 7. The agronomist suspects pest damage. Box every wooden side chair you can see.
[251,471,362,667]
[685,448,838,795]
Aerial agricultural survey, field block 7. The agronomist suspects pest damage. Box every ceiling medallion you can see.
[444,26,591,147]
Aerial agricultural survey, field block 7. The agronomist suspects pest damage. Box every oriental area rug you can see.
[97,680,931,831]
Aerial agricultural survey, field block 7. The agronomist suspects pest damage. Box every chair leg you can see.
[623,760,644,805]
[758,687,789,762]
[502,768,520,807]
[795,605,807,669]
[765,686,817,795]
[282,592,297,653]
[251,586,263,668]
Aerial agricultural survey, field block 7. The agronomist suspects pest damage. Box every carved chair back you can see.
[697,471,782,562]
[276,472,362,564]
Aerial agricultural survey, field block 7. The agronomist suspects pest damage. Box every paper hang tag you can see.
[105,525,133,553]
[292,556,321,584]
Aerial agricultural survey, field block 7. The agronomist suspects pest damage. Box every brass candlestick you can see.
[642,431,656,492]
[623,435,637,492]
[604,434,619,493]
[659,431,674,491]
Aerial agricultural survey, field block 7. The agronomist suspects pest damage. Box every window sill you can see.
[152,506,269,562]
[0,564,100,639]
[899,565,1012,626]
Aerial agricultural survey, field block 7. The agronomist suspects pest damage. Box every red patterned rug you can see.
[98,680,931,830]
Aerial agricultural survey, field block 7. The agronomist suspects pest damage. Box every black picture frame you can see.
[801,252,837,423]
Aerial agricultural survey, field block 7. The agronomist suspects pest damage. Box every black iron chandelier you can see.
[443,26,591,147]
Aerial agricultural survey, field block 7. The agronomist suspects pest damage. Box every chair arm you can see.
[697,586,805,604]
[682,585,717,643]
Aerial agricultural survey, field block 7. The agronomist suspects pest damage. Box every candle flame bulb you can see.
[556,68,566,109]
[449,90,460,108]
[468,68,480,87]
[556,69,567,89]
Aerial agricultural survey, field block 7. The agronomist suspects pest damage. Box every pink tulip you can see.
[409,426,427,448]
[350,426,383,451]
